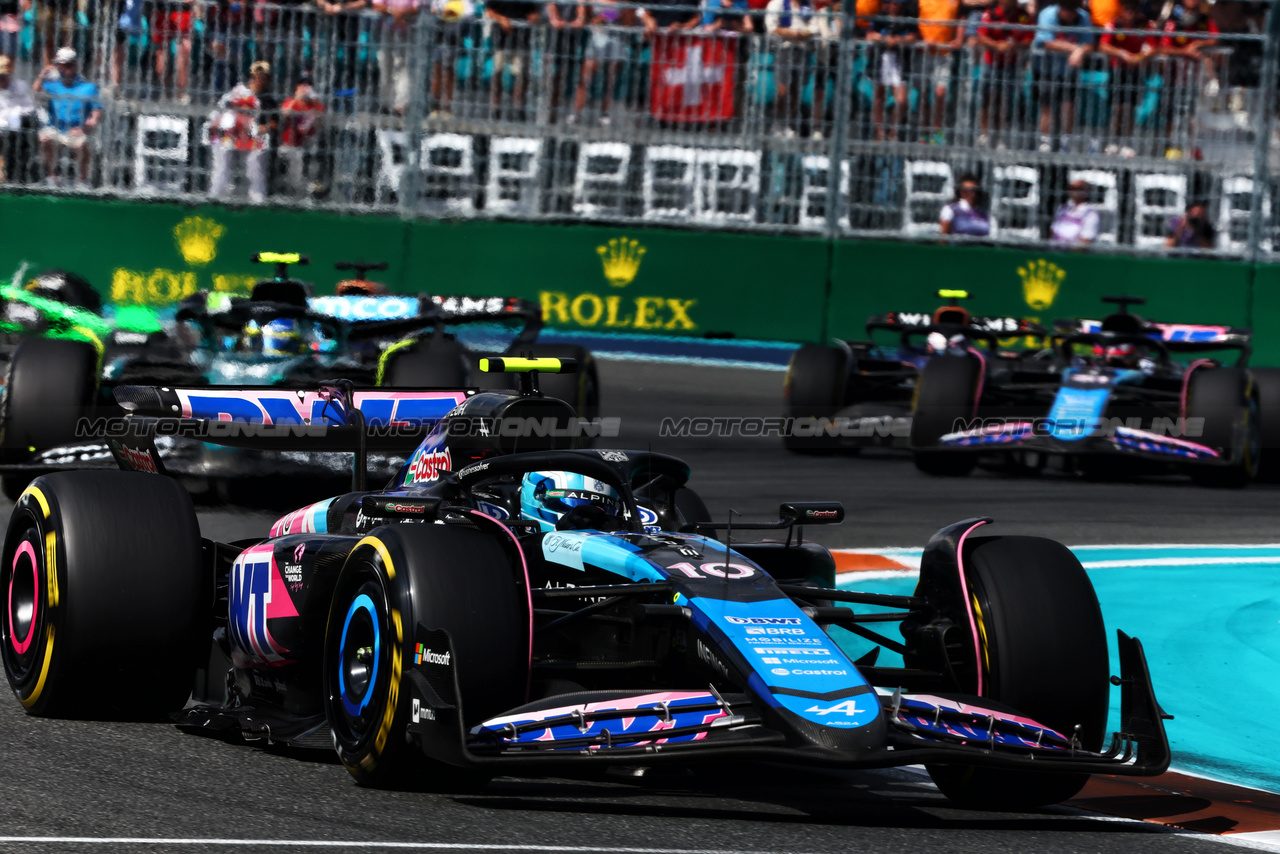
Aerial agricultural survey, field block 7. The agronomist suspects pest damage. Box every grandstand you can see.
[0,0,1276,256]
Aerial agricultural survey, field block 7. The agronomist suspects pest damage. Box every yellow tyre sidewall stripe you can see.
[15,486,57,708]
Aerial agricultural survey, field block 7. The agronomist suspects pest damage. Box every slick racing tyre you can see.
[1186,366,1259,488]
[910,354,980,477]
[323,523,528,788]
[0,337,99,498]
[784,345,850,453]
[1249,368,1280,482]
[925,535,1109,809]
[382,337,470,388]
[1,471,207,718]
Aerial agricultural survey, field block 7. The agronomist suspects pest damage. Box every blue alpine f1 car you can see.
[911,296,1277,485]
[0,361,1169,809]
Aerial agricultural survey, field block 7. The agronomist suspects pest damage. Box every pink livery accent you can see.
[468,510,534,702]
[477,691,718,729]
[907,693,1069,741]
[228,543,299,668]
[7,540,38,655]
[270,497,333,538]
[1181,359,1216,422]
[176,388,468,424]
[954,519,990,697]
[965,348,986,418]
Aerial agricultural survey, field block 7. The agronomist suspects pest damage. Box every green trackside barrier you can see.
[828,239,1256,352]
[406,219,830,341]
[2,192,1279,361]
[0,195,830,343]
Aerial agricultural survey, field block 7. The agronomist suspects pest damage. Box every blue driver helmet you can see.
[262,317,305,356]
[520,471,624,532]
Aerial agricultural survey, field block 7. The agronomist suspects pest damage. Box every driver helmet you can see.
[520,471,623,532]
[1101,342,1138,368]
[261,317,306,356]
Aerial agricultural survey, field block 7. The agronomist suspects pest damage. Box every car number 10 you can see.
[667,561,756,579]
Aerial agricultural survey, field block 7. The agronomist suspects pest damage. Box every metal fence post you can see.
[1248,12,1280,261]
[397,12,432,216]
[824,0,857,240]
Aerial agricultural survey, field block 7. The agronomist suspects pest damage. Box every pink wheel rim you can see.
[7,540,38,655]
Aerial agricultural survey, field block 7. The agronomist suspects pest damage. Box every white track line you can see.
[0,842,815,853]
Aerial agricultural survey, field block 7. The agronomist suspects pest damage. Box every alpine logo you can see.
[416,644,450,666]
[726,616,803,626]
[805,700,864,716]
[406,447,451,484]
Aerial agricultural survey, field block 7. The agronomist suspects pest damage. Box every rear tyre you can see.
[925,535,1109,809]
[784,345,850,453]
[0,337,98,474]
[1,471,206,718]
[910,355,980,477]
[1250,368,1280,483]
[382,338,470,388]
[1186,367,1258,488]
[323,523,528,788]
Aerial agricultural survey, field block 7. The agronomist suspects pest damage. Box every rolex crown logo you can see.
[1017,259,1066,311]
[596,237,646,288]
[174,216,226,267]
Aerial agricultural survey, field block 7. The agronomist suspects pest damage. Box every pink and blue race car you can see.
[1,360,1170,809]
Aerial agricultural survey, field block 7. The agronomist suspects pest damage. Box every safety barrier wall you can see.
[1,192,1277,362]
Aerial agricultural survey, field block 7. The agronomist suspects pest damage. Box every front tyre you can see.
[1,471,206,718]
[784,345,850,453]
[323,524,528,787]
[925,535,1109,809]
[910,355,980,477]
[1186,367,1258,488]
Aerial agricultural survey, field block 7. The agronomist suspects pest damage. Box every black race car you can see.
[911,296,1280,485]
[784,290,1047,454]
[1,362,1170,810]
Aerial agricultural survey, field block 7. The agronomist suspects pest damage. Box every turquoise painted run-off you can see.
[836,545,1280,795]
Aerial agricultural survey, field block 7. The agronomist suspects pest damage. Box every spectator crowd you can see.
[0,0,1267,204]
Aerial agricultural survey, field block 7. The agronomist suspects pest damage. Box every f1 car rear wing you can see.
[108,358,582,489]
[862,312,1048,351]
[1055,318,1252,360]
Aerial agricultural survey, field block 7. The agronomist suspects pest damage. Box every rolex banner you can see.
[650,33,737,123]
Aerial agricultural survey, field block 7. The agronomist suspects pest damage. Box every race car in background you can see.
[1,360,1170,810]
[783,290,1048,455]
[0,254,599,496]
[911,296,1280,486]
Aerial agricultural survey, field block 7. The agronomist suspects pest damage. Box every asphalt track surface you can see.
[2,360,1277,854]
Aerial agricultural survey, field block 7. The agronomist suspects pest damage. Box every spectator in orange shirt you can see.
[916,0,962,143]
